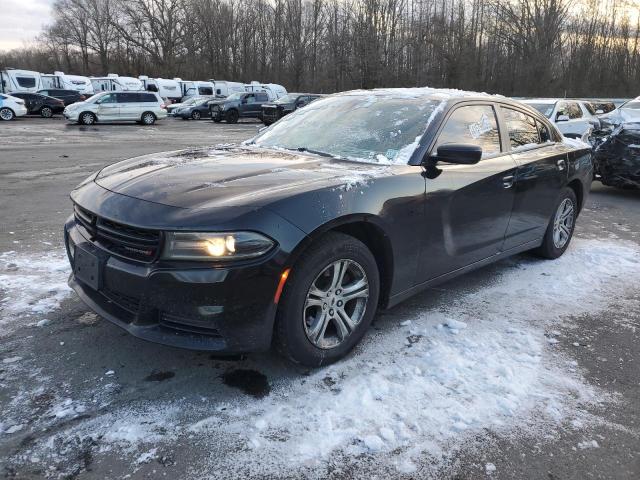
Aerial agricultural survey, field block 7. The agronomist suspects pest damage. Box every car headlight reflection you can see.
[162,231,274,261]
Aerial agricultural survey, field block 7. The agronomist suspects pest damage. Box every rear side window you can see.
[434,105,501,158]
[501,108,541,149]
[140,93,157,102]
[257,93,268,102]
[199,87,213,95]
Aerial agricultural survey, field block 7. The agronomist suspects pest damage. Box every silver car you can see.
[63,91,168,125]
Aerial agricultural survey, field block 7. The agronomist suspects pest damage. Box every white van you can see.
[63,91,167,125]
[139,76,182,102]
[244,81,287,101]
[41,71,94,94]
[90,74,144,93]
[174,78,215,100]
[208,80,246,98]
[0,68,42,93]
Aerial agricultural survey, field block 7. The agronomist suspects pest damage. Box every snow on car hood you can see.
[94,145,393,209]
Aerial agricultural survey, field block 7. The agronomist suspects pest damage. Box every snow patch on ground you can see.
[0,250,71,334]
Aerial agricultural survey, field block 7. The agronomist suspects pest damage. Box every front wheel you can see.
[191,110,201,120]
[533,187,578,259]
[225,109,239,123]
[0,107,15,121]
[40,106,54,118]
[141,112,156,125]
[275,232,380,367]
[79,112,96,125]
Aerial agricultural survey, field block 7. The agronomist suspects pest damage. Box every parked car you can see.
[593,122,640,189]
[261,93,324,125]
[598,96,640,125]
[8,92,65,117]
[0,93,28,120]
[63,91,167,125]
[209,92,269,123]
[172,97,216,120]
[166,96,206,115]
[64,88,592,366]
[37,88,87,106]
[521,98,600,137]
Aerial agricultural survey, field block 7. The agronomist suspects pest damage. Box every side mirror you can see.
[556,114,570,122]
[430,144,482,165]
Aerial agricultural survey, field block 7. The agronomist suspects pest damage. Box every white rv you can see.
[139,76,182,102]
[244,81,287,100]
[174,78,215,100]
[208,80,246,98]
[90,74,144,93]
[41,71,94,94]
[0,68,42,93]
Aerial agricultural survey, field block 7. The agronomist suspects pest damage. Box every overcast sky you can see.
[0,0,54,52]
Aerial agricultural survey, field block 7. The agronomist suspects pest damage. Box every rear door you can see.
[416,102,518,282]
[500,105,567,249]
[116,92,140,120]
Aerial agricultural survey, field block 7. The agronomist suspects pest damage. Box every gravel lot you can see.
[0,117,639,479]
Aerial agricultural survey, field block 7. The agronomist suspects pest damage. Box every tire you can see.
[533,187,578,259]
[141,112,156,125]
[79,112,96,125]
[275,232,380,367]
[191,110,201,120]
[225,109,239,124]
[40,106,53,118]
[213,118,222,123]
[0,107,15,121]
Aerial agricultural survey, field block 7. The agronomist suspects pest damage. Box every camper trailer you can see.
[90,74,144,93]
[0,68,42,93]
[244,81,287,101]
[174,78,215,100]
[139,76,182,102]
[41,71,94,94]
[208,80,246,98]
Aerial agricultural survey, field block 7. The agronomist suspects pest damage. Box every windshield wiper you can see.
[295,147,334,158]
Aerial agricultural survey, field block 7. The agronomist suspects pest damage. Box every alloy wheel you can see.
[303,259,369,349]
[553,198,575,249]
[41,107,53,118]
[0,108,14,121]
[143,113,155,125]
[81,113,95,125]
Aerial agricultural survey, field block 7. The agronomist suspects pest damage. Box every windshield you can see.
[84,93,107,103]
[622,101,640,110]
[226,93,243,101]
[275,94,297,103]
[526,103,554,118]
[252,94,442,164]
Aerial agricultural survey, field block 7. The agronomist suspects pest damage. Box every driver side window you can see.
[98,94,117,104]
[434,105,501,158]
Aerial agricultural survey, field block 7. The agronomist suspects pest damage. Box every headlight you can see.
[162,231,275,261]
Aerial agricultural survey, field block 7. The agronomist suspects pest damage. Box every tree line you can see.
[1,0,639,97]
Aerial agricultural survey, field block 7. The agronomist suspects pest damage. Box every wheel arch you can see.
[286,214,395,308]
[567,178,584,213]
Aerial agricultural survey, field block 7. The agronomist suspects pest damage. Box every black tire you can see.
[225,109,239,124]
[191,110,201,120]
[212,117,222,123]
[0,107,15,121]
[533,187,578,259]
[79,112,96,125]
[40,106,53,118]
[141,111,156,125]
[275,232,380,367]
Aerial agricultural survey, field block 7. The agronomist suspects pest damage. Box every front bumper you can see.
[64,216,281,353]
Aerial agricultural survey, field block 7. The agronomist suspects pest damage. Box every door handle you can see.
[502,174,515,189]
[557,159,566,171]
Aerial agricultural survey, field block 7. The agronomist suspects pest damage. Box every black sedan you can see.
[37,88,87,106]
[64,89,592,366]
[9,92,66,118]
[261,93,324,125]
[172,97,214,120]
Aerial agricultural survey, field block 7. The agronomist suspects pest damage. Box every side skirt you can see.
[386,238,543,309]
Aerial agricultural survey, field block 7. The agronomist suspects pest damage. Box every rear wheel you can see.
[0,108,15,121]
[533,187,577,259]
[79,112,96,125]
[275,232,380,366]
[141,111,156,125]
[191,110,201,120]
[40,106,53,118]
[225,109,239,124]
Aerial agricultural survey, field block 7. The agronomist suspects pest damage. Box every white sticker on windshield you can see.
[468,113,493,139]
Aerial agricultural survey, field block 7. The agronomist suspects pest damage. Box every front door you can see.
[417,103,517,283]
[96,93,119,120]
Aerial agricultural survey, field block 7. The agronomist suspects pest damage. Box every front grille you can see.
[74,205,162,262]
[159,312,222,337]
[102,287,141,313]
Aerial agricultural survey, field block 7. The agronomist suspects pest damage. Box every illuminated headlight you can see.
[162,232,275,261]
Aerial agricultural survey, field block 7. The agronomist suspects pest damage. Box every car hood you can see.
[93,145,394,210]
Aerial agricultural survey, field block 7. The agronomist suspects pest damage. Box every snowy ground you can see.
[1,118,639,479]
